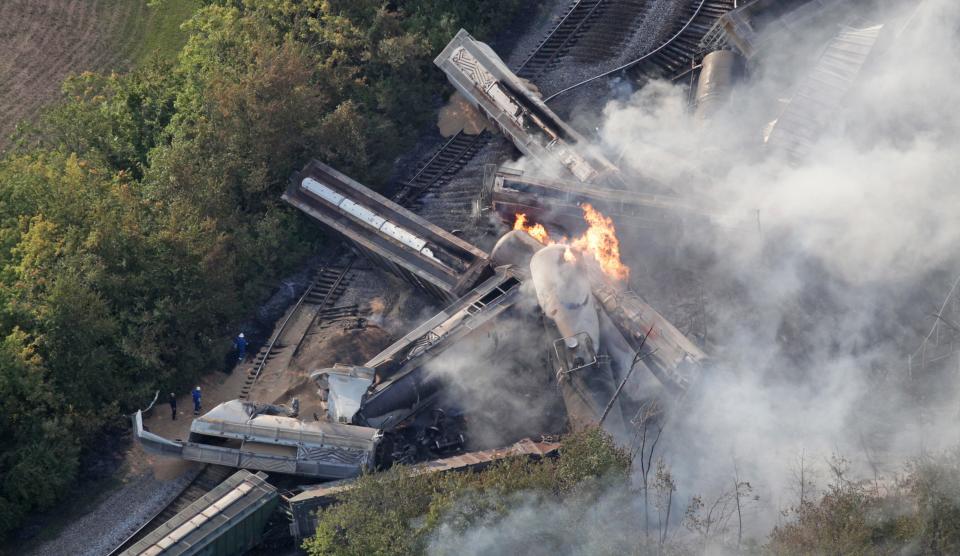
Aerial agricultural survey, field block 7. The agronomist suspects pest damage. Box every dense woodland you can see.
[0,0,526,539]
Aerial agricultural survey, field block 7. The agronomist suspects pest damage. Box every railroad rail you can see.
[394,0,626,202]
[291,261,355,357]
[242,263,354,399]
[394,131,491,207]
[544,0,736,102]
[107,465,235,555]
[516,0,607,79]
[109,265,356,555]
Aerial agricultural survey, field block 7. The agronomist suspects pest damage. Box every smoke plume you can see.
[430,0,960,550]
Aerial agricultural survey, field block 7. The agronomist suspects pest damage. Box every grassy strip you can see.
[135,0,204,63]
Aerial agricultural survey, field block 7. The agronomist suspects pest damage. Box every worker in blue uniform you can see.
[192,386,202,415]
[234,332,247,362]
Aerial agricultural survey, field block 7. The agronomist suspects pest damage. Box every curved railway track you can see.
[544,0,736,102]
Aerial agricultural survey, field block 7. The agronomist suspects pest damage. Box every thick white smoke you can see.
[428,0,960,550]
[602,0,960,538]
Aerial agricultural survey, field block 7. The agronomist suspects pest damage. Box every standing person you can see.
[234,332,247,362]
[169,392,177,420]
[192,386,202,415]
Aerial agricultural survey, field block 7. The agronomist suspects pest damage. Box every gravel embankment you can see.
[27,465,199,556]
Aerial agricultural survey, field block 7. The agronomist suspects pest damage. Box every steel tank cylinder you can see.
[693,50,744,122]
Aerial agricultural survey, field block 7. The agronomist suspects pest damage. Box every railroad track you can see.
[516,0,607,79]
[394,131,491,207]
[242,263,354,399]
[107,465,235,555]
[642,0,736,77]
[108,265,356,555]
[544,0,737,102]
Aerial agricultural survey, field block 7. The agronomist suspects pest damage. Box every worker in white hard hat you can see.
[192,386,202,415]
[234,332,248,363]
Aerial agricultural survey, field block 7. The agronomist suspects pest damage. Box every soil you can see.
[0,0,147,147]
[437,92,494,137]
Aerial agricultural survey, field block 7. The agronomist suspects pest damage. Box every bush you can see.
[768,449,960,555]
[303,428,630,556]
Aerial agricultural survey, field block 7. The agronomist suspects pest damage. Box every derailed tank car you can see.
[435,29,620,184]
[283,159,491,302]
[482,165,724,234]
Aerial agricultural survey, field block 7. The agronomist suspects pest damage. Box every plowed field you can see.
[0,0,157,146]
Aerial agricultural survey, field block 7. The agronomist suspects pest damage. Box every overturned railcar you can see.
[435,29,620,184]
[354,266,526,429]
[134,400,382,479]
[284,160,491,302]
[120,470,278,556]
[482,165,722,234]
[592,281,708,396]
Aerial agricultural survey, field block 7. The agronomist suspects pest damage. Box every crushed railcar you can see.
[353,266,527,429]
[134,400,382,480]
[434,29,620,184]
[120,470,278,556]
[592,281,708,397]
[285,437,560,539]
[283,159,491,302]
[482,165,729,234]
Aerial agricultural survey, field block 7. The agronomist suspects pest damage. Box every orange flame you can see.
[511,204,629,282]
[571,204,629,281]
[513,213,550,243]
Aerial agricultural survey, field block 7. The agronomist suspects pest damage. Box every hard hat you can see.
[195,386,201,391]
[239,332,245,338]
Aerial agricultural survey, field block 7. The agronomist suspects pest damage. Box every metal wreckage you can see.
[132,3,890,542]
[136,30,698,471]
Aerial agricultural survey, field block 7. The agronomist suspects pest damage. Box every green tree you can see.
[303,428,630,556]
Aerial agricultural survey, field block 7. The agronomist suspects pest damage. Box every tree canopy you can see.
[303,428,632,556]
[0,0,527,541]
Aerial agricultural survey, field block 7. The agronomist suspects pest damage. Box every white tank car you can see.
[529,245,599,344]
[302,177,438,261]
